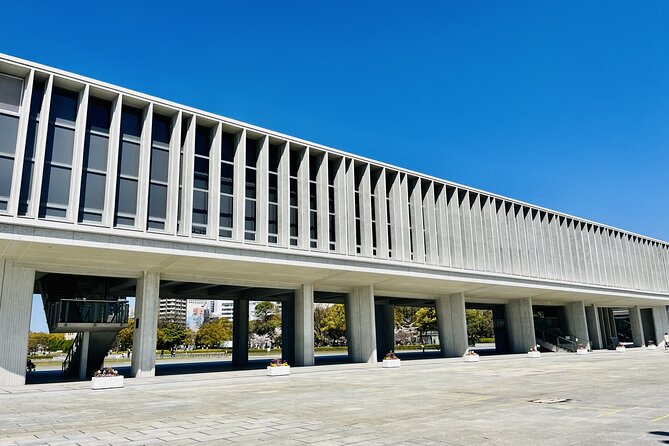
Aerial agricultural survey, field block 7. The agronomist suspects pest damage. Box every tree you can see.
[320,304,346,346]
[250,302,281,339]
[112,320,134,352]
[28,332,50,354]
[156,322,189,351]
[466,309,494,345]
[313,304,329,347]
[195,317,232,349]
[394,306,418,327]
[413,308,437,335]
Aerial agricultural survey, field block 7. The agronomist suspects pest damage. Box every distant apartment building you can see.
[159,298,187,325]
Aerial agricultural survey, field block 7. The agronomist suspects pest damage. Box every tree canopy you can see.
[195,317,232,349]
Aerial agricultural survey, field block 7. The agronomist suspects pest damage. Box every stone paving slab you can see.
[1,350,669,445]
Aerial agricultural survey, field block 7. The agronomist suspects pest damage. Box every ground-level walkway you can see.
[2,349,669,445]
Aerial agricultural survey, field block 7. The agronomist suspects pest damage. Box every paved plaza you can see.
[2,349,669,445]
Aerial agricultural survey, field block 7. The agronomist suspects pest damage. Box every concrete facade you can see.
[0,54,668,385]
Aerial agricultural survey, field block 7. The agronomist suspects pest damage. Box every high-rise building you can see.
[159,298,187,325]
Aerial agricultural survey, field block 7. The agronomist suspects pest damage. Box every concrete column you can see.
[506,297,536,353]
[78,331,90,380]
[0,260,35,386]
[131,271,160,378]
[435,293,469,357]
[652,306,669,348]
[294,285,314,366]
[232,299,249,366]
[345,285,377,363]
[565,301,589,347]
[629,305,644,347]
[374,302,394,361]
[585,304,603,349]
[281,299,295,365]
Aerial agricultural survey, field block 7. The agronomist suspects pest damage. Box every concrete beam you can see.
[131,271,160,378]
[345,285,377,363]
[294,285,314,366]
[435,293,468,357]
[506,297,535,353]
[0,260,35,386]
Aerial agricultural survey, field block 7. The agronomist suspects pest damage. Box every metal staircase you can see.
[536,330,591,352]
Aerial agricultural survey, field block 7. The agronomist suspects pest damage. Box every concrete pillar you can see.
[281,299,295,365]
[506,297,535,353]
[345,285,377,363]
[435,293,469,357]
[629,306,644,347]
[0,260,35,386]
[374,302,394,361]
[565,301,589,347]
[585,305,603,349]
[294,285,314,366]
[78,332,90,380]
[232,299,249,366]
[131,271,160,378]
[652,306,669,348]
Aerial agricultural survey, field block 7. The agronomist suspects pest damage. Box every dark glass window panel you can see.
[193,171,209,190]
[116,215,134,226]
[245,168,256,198]
[219,195,233,227]
[51,88,79,125]
[194,156,209,174]
[0,74,23,113]
[309,154,319,181]
[116,178,138,215]
[268,144,279,172]
[81,172,106,212]
[121,106,142,138]
[354,193,360,218]
[152,114,171,144]
[245,232,255,241]
[245,138,258,167]
[148,220,165,230]
[87,98,111,133]
[268,204,278,234]
[328,187,335,213]
[371,199,376,220]
[290,178,297,206]
[119,141,140,177]
[309,182,317,210]
[84,133,108,171]
[355,220,361,245]
[18,160,34,213]
[43,165,71,206]
[82,211,102,223]
[0,156,13,197]
[45,125,75,165]
[268,174,278,203]
[220,163,233,194]
[290,239,298,246]
[220,228,232,238]
[24,119,38,159]
[195,125,211,156]
[0,113,19,155]
[44,207,67,218]
[372,223,377,247]
[192,190,208,224]
[245,199,256,231]
[387,226,393,250]
[328,160,337,184]
[268,235,277,244]
[329,215,336,242]
[180,117,189,147]
[290,208,298,236]
[290,150,300,177]
[150,148,169,183]
[29,82,45,117]
[310,211,317,239]
[148,183,167,220]
[221,132,235,163]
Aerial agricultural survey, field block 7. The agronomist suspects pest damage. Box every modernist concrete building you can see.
[0,53,668,386]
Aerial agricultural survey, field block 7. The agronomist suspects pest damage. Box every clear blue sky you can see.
[4,2,667,329]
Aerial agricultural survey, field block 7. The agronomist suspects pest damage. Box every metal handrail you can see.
[47,299,129,328]
[536,330,591,352]
[62,333,82,373]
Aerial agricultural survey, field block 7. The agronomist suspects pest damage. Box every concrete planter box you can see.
[464,355,479,363]
[646,345,657,350]
[91,375,124,390]
[382,359,401,368]
[527,351,541,358]
[576,349,588,355]
[266,366,290,376]
[616,346,626,352]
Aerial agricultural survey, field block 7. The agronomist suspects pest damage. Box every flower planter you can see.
[576,349,588,355]
[527,351,541,358]
[615,346,626,352]
[382,359,401,368]
[266,366,290,376]
[91,375,124,390]
[646,345,657,350]
[464,355,479,363]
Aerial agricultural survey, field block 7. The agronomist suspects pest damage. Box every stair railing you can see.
[62,333,82,374]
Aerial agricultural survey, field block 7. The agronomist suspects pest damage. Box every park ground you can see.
[2,348,669,445]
